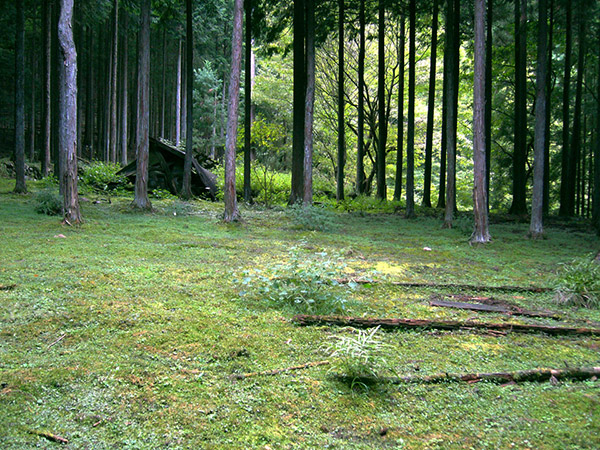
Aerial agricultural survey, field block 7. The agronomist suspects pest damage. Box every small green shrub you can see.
[286,204,336,232]
[239,244,355,314]
[39,174,59,188]
[327,326,389,385]
[79,162,129,192]
[33,188,62,216]
[553,257,600,308]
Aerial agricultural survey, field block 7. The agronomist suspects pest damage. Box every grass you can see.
[1,175,599,449]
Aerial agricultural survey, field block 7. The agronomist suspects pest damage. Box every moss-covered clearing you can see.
[1,177,599,449]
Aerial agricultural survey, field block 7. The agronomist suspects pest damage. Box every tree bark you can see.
[13,0,26,194]
[509,0,528,215]
[405,0,416,217]
[594,26,600,233]
[29,42,36,162]
[559,0,573,216]
[289,0,306,205]
[109,0,119,163]
[543,0,553,216]
[336,0,345,201]
[120,13,128,166]
[132,0,152,211]
[470,0,490,244]
[223,0,244,222]
[175,40,183,147]
[442,0,457,228]
[303,0,315,205]
[393,15,405,202]
[42,0,52,176]
[243,0,253,203]
[58,0,81,224]
[293,315,600,336]
[160,29,166,139]
[569,5,585,217]
[356,0,366,195]
[422,0,439,208]
[484,0,492,210]
[182,0,194,199]
[529,0,548,238]
[51,0,60,176]
[436,23,448,210]
[376,0,387,200]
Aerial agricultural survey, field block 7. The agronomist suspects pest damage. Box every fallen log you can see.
[335,279,551,293]
[28,429,69,444]
[336,367,600,385]
[230,360,330,380]
[0,284,16,291]
[429,299,561,320]
[293,315,600,336]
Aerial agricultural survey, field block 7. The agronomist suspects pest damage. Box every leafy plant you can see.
[239,244,355,314]
[553,257,600,308]
[33,188,62,216]
[327,326,389,385]
[79,162,129,193]
[286,203,336,232]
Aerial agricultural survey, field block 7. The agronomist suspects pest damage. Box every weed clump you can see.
[79,162,130,194]
[239,243,355,314]
[33,188,62,215]
[286,204,336,232]
[553,257,600,308]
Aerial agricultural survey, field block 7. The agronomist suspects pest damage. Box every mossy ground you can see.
[1,176,599,449]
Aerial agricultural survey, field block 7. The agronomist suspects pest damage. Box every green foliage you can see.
[150,188,177,200]
[79,162,129,193]
[553,258,600,308]
[327,326,389,384]
[239,244,354,315]
[286,203,336,232]
[33,188,61,216]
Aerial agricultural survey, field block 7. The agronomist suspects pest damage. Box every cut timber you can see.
[336,278,550,293]
[230,360,330,380]
[337,367,600,385]
[429,299,561,320]
[293,315,600,336]
[28,429,68,444]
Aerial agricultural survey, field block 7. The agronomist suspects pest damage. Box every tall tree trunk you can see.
[406,0,416,217]
[58,0,81,224]
[471,0,490,243]
[29,43,36,162]
[110,2,120,162]
[559,0,572,216]
[356,0,366,195]
[175,40,182,146]
[376,0,387,200]
[303,0,315,205]
[509,0,527,215]
[393,15,405,201]
[42,0,52,176]
[132,0,152,210]
[529,0,548,238]
[484,0,492,209]
[290,0,306,204]
[84,26,94,160]
[75,18,83,158]
[13,0,26,193]
[243,0,253,203]
[182,0,194,199]
[442,0,457,228]
[594,25,600,232]
[437,25,448,210]
[224,0,244,222]
[336,0,345,201]
[120,13,129,166]
[543,0,553,216]
[51,0,60,177]
[161,29,166,139]
[569,5,585,217]
[422,0,439,208]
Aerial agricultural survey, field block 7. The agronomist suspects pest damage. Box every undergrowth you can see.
[554,257,600,308]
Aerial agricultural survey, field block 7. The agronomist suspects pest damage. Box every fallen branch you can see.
[336,367,600,385]
[293,315,600,336]
[429,299,561,320]
[230,360,330,380]
[47,333,67,349]
[0,284,16,291]
[28,429,68,444]
[336,279,551,293]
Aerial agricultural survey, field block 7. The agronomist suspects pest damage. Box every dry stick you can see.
[28,429,69,444]
[293,315,600,336]
[337,366,600,385]
[0,284,16,291]
[47,333,67,349]
[429,299,561,320]
[231,360,330,380]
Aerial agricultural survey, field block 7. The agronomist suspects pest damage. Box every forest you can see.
[1,0,600,448]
